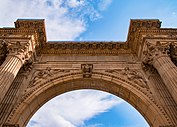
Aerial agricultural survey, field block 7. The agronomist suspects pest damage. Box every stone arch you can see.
[7,72,170,127]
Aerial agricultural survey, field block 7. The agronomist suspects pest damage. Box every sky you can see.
[1,0,177,127]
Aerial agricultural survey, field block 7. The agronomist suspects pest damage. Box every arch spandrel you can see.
[7,71,171,127]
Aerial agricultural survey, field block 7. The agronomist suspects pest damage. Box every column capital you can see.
[143,41,170,65]
[2,39,32,64]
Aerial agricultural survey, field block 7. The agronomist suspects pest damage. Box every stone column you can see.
[0,40,32,101]
[143,41,177,104]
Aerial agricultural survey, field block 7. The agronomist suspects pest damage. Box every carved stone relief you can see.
[105,67,149,88]
[28,67,70,88]
[37,42,131,55]
[81,64,93,78]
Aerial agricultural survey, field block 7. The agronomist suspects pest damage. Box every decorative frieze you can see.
[37,42,131,55]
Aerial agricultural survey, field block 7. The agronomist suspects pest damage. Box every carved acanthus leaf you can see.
[143,41,170,65]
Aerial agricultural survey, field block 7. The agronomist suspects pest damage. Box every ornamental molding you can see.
[37,42,131,55]
[2,124,19,127]
[130,29,177,54]
[14,19,47,46]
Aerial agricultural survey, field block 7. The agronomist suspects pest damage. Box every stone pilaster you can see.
[0,40,32,101]
[143,42,177,104]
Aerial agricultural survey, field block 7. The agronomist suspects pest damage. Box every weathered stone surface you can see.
[0,19,177,127]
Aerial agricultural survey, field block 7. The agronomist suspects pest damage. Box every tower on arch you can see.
[0,19,177,127]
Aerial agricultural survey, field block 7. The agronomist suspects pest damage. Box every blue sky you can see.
[1,0,177,127]
[27,90,149,127]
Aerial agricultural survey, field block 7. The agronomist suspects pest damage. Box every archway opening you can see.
[10,77,168,127]
[27,89,149,127]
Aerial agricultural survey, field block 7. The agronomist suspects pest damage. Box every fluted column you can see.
[0,40,32,102]
[143,42,177,103]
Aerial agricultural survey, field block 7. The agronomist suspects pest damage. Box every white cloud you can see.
[67,0,84,8]
[27,90,123,127]
[0,0,112,41]
[98,0,112,11]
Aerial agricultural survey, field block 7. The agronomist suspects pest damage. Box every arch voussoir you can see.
[7,72,171,127]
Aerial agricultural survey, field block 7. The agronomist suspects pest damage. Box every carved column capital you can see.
[5,40,32,64]
[143,41,170,65]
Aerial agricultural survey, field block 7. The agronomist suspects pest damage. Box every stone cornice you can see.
[0,19,47,48]
[127,19,161,50]
[129,28,177,55]
[14,19,47,47]
[36,41,132,55]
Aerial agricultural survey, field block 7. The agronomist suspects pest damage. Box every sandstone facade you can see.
[0,19,177,127]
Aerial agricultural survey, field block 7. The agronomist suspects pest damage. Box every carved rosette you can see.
[143,41,170,65]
